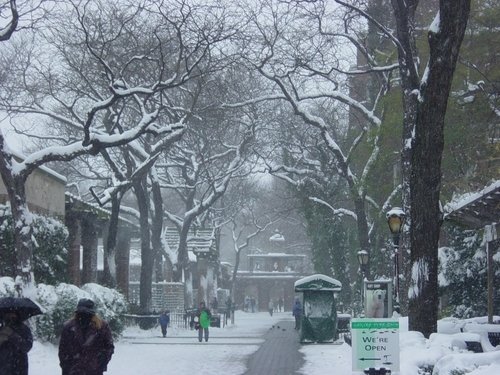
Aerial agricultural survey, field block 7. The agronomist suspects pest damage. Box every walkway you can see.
[244,320,305,375]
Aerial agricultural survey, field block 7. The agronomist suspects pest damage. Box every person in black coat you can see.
[58,299,114,375]
[0,311,33,375]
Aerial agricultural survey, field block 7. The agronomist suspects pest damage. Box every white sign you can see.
[351,318,399,372]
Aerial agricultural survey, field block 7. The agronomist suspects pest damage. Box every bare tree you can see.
[0,0,18,41]
[0,0,209,293]
[158,112,257,304]
[232,0,471,336]
[227,0,397,287]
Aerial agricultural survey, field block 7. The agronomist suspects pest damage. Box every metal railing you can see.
[122,309,231,329]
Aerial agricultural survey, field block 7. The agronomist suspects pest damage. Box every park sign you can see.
[351,318,399,373]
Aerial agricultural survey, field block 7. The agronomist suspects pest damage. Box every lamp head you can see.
[386,207,406,234]
[357,250,369,266]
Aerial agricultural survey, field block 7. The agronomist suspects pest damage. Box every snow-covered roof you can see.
[10,149,67,183]
[164,227,215,254]
[65,192,139,228]
[130,247,196,265]
[444,180,500,229]
[294,274,342,291]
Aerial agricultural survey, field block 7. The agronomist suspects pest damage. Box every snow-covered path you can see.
[28,311,500,375]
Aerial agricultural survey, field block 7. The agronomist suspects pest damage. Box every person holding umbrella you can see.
[0,297,41,375]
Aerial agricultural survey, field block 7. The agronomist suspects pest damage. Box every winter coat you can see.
[0,322,33,375]
[58,315,114,375]
[159,313,170,327]
[292,301,302,317]
[197,308,211,329]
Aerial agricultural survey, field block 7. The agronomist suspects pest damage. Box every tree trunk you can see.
[151,179,164,282]
[66,212,81,286]
[102,194,121,288]
[352,194,372,279]
[8,179,35,291]
[177,219,194,305]
[134,178,153,312]
[115,228,131,298]
[81,214,98,284]
[392,0,471,337]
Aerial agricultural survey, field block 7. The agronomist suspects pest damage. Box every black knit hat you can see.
[75,298,96,315]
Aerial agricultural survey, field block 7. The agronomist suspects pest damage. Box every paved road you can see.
[244,320,305,375]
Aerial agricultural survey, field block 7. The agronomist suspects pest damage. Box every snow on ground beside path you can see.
[28,312,500,375]
[299,342,352,374]
[29,311,286,375]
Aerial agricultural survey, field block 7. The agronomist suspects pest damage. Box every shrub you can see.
[0,278,127,342]
[0,205,68,284]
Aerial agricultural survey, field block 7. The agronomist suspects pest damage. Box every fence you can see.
[128,282,185,312]
[122,309,231,329]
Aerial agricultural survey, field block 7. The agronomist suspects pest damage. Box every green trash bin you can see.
[294,274,342,343]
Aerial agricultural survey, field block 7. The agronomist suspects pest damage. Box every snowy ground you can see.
[29,311,500,375]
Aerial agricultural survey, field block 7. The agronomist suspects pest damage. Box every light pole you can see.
[386,207,406,308]
[357,250,369,311]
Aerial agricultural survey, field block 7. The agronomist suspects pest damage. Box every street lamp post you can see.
[357,250,369,311]
[386,207,406,308]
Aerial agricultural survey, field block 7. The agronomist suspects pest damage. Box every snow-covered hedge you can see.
[0,277,127,342]
[0,204,68,284]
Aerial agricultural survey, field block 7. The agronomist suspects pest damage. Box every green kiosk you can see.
[294,274,342,343]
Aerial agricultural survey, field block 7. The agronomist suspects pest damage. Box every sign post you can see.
[351,318,399,373]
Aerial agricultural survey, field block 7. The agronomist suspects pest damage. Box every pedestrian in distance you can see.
[225,297,232,325]
[268,300,274,316]
[250,297,256,313]
[211,297,218,311]
[195,301,211,342]
[0,311,33,375]
[278,297,283,312]
[292,298,302,330]
[159,310,170,338]
[58,298,114,375]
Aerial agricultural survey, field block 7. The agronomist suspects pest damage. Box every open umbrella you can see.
[0,297,43,321]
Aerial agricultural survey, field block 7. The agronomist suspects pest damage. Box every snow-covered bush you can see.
[0,276,17,296]
[0,204,68,284]
[0,278,127,342]
[81,283,128,336]
[438,224,499,318]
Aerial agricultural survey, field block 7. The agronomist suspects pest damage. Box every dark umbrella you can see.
[0,297,43,321]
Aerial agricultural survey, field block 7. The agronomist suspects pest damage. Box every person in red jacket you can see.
[58,299,114,375]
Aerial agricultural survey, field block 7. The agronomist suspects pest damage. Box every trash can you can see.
[294,274,342,343]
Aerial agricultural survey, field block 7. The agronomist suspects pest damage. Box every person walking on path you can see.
[292,299,302,330]
[225,297,232,325]
[268,300,274,316]
[159,310,170,338]
[58,298,114,375]
[0,311,33,375]
[278,297,283,312]
[195,301,211,342]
